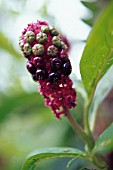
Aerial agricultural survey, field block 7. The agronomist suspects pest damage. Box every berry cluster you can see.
[19,20,76,118]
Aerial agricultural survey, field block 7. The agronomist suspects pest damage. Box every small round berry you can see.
[36,69,48,80]
[32,74,37,81]
[36,32,47,43]
[32,44,44,56]
[33,57,44,68]
[26,62,37,74]
[23,43,32,55]
[62,62,72,76]
[60,41,67,50]
[52,36,61,47]
[49,26,59,36]
[19,40,24,51]
[48,72,61,82]
[47,45,58,57]
[51,58,61,71]
[62,57,70,64]
[41,25,50,34]
[24,31,35,43]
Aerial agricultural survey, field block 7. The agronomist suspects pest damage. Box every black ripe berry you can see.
[48,72,61,83]
[26,62,36,74]
[51,58,61,71]
[33,57,44,68]
[32,74,37,81]
[36,69,48,80]
[62,62,72,76]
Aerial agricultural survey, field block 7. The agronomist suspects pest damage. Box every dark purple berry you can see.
[26,62,37,74]
[32,74,37,81]
[51,58,61,71]
[33,57,44,68]
[36,69,48,80]
[62,62,72,76]
[48,72,61,83]
[62,57,70,64]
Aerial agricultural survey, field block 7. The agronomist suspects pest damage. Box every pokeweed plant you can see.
[19,1,113,170]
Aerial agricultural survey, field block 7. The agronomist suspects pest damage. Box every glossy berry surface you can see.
[51,58,61,71]
[32,74,37,81]
[33,57,44,68]
[62,62,72,76]
[36,69,48,80]
[26,62,36,74]
[48,72,61,83]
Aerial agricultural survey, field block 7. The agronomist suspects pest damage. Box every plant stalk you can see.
[84,100,94,142]
[64,107,94,149]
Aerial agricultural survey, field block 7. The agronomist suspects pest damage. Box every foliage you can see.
[81,0,111,27]
[93,123,113,154]
[22,148,86,170]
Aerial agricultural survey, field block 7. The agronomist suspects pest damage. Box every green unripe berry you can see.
[52,36,61,47]
[23,43,32,55]
[32,44,44,56]
[60,41,67,50]
[41,26,50,34]
[47,45,58,57]
[36,32,47,43]
[49,26,59,36]
[19,40,24,51]
[24,31,35,43]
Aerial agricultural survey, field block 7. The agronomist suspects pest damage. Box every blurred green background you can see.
[0,0,92,170]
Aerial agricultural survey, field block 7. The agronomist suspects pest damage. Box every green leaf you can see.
[92,123,113,154]
[90,66,113,130]
[80,1,113,96]
[22,147,86,170]
[81,0,111,27]
[81,18,93,27]
[81,1,98,13]
[81,0,98,26]
[0,32,21,58]
[79,168,91,170]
